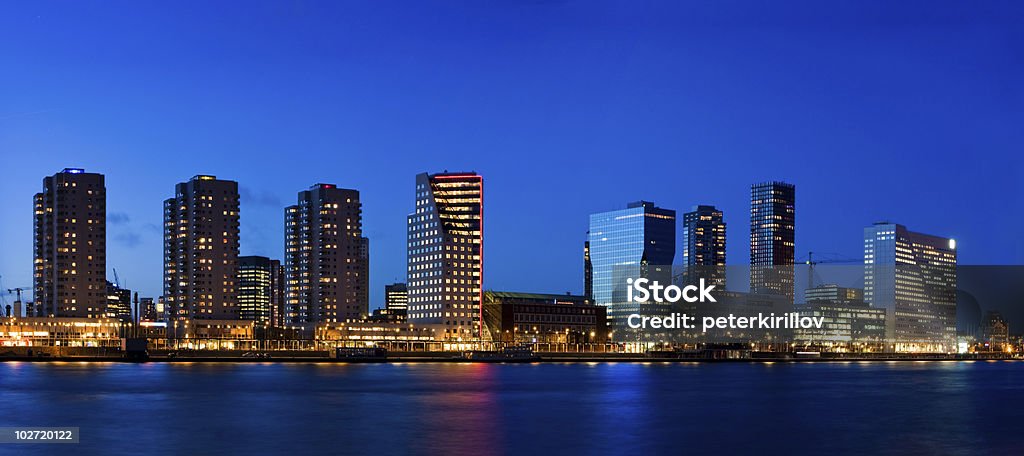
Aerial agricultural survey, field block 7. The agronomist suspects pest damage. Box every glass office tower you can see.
[864,222,957,352]
[385,283,409,312]
[750,181,795,300]
[681,205,726,287]
[588,201,675,331]
[238,255,274,323]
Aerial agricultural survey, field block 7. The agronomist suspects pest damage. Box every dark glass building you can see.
[269,259,285,327]
[588,201,675,331]
[238,256,274,323]
[583,239,593,302]
[385,283,409,311]
[749,181,795,300]
[681,205,726,287]
[105,281,132,322]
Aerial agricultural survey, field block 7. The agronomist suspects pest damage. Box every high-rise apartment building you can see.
[285,184,369,324]
[407,172,483,339]
[33,168,107,318]
[681,205,726,287]
[864,223,957,352]
[588,201,675,327]
[750,181,795,300]
[385,282,409,311]
[163,175,240,320]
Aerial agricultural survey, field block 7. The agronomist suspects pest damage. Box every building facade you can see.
[794,284,886,349]
[587,201,675,329]
[482,291,608,344]
[750,181,795,300]
[0,317,123,348]
[104,281,133,322]
[140,297,157,322]
[681,205,726,287]
[407,172,483,340]
[33,168,107,318]
[583,239,593,302]
[238,256,274,323]
[805,284,864,304]
[982,311,1009,350]
[269,259,285,327]
[163,175,240,320]
[385,283,409,311]
[285,184,369,324]
[864,223,957,352]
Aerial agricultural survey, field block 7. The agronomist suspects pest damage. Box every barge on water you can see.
[336,347,389,361]
[461,346,540,363]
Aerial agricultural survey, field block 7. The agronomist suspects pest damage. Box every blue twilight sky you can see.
[1,1,1022,308]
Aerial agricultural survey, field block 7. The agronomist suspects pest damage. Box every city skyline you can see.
[0,165,1010,310]
[2,5,1024,455]
[2,2,1022,310]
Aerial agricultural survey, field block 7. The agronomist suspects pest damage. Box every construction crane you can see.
[803,251,861,289]
[2,287,31,317]
[6,288,28,302]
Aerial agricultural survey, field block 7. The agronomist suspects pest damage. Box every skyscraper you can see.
[33,168,107,318]
[583,239,593,302]
[285,184,369,324]
[681,205,726,287]
[750,181,795,300]
[238,256,274,323]
[385,283,409,311]
[269,259,285,327]
[163,175,240,320]
[407,172,483,340]
[864,223,957,352]
[588,201,676,327]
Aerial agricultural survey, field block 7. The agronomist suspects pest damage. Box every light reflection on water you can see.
[1,361,1021,455]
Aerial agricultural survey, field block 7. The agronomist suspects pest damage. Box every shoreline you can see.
[1,355,1018,364]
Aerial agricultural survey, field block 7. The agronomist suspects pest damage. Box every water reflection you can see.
[0,361,1021,455]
